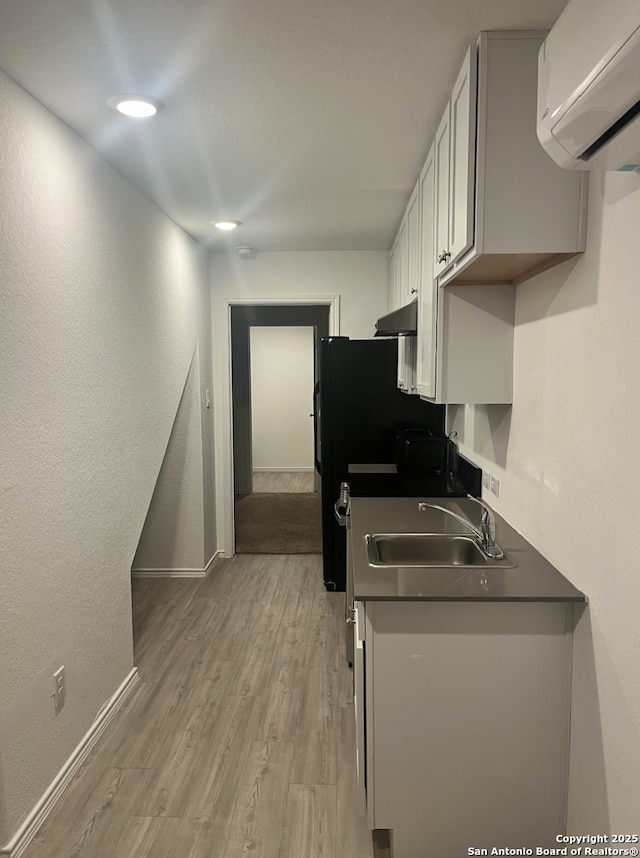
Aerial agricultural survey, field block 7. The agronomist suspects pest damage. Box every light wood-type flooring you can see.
[22,554,391,857]
[252,470,316,493]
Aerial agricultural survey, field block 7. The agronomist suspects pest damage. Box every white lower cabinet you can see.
[355,599,574,858]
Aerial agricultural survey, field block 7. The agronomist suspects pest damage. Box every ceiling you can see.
[0,0,568,253]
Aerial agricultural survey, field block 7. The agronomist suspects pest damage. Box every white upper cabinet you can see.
[389,29,587,404]
[440,30,587,287]
[434,47,477,279]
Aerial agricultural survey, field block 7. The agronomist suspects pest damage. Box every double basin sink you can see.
[366,533,517,569]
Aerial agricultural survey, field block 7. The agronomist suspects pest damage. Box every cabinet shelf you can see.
[446,250,582,287]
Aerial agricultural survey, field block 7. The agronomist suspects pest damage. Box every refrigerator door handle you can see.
[313,381,321,475]
[334,481,350,526]
[334,499,348,525]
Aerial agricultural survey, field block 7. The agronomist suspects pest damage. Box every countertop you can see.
[350,496,586,602]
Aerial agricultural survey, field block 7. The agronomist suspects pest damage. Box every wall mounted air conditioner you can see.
[538,0,640,171]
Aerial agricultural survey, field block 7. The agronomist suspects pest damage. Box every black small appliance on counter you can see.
[314,336,481,592]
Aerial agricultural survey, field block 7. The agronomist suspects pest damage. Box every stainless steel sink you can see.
[365,533,516,568]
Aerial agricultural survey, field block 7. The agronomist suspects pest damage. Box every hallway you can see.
[22,555,390,857]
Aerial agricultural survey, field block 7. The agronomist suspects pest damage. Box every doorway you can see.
[230,304,330,496]
[249,325,316,495]
[229,303,330,553]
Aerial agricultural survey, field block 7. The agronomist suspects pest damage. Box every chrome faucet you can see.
[417,495,504,560]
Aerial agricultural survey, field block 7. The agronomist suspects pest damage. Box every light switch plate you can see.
[490,476,500,497]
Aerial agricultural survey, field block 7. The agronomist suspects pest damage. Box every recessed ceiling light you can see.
[212,220,241,231]
[107,95,164,118]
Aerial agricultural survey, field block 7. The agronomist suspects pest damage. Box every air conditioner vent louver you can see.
[579,97,640,161]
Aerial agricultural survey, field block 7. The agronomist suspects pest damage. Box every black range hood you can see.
[374,298,417,337]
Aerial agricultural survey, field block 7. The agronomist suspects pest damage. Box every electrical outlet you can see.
[490,476,500,497]
[482,472,490,491]
[53,666,65,714]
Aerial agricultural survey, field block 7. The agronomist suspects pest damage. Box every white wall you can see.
[452,171,640,831]
[211,250,389,550]
[0,71,214,846]
[250,326,314,471]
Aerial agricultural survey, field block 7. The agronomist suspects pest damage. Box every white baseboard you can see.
[1,668,140,858]
[131,550,224,579]
[253,467,315,472]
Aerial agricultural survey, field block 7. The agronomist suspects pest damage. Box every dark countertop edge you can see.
[354,593,586,602]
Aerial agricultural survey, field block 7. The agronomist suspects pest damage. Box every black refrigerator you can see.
[314,337,447,592]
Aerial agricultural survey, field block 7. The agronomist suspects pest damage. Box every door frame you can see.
[214,296,340,557]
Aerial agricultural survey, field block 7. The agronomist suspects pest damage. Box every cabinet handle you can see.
[411,288,418,294]
[438,250,451,264]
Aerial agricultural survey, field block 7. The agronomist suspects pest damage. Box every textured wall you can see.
[250,326,314,470]
[0,71,213,844]
[453,171,640,831]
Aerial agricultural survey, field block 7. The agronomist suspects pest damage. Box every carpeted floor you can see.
[234,492,322,554]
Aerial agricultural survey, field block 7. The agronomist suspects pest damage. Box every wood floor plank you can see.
[307,590,343,671]
[289,730,338,787]
[21,761,115,858]
[109,816,179,858]
[92,641,222,771]
[183,694,263,825]
[257,660,306,741]
[168,818,221,858]
[280,784,337,858]
[290,648,338,784]
[26,768,154,858]
[279,560,317,628]
[130,663,232,818]
[222,740,293,858]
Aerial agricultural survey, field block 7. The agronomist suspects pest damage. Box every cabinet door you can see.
[353,601,367,817]
[433,104,451,278]
[397,336,416,394]
[396,218,408,308]
[405,187,420,305]
[388,242,397,310]
[448,45,477,264]
[416,143,437,399]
